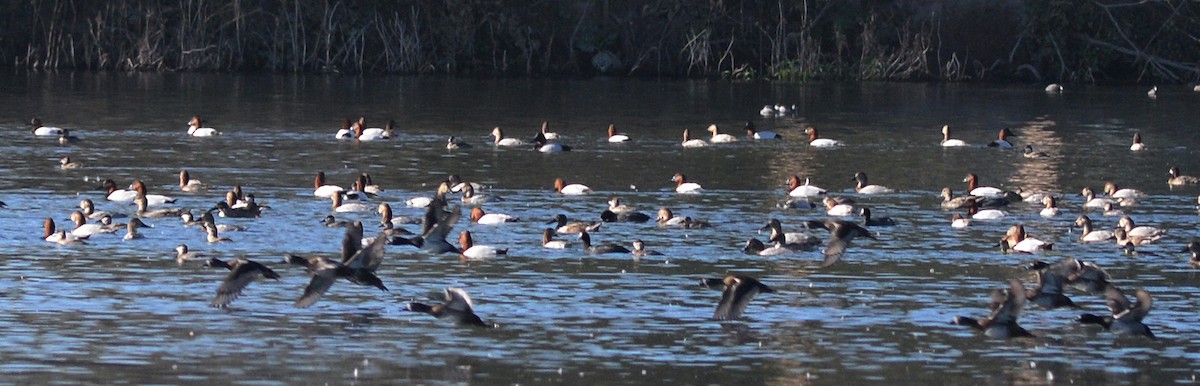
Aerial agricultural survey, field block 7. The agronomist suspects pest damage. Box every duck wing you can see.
[345,231,387,271]
[213,259,279,307]
[713,276,773,320]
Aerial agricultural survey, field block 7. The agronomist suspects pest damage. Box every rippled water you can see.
[2,73,1200,383]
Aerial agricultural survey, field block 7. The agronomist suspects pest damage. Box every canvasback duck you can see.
[283,233,388,307]
[539,121,559,140]
[655,208,710,228]
[58,129,81,144]
[962,173,1006,198]
[100,179,138,202]
[122,218,152,241]
[1101,202,1125,217]
[1039,196,1060,217]
[460,184,500,205]
[579,231,630,254]
[353,118,392,141]
[671,173,703,194]
[787,176,826,198]
[1168,166,1199,185]
[823,196,856,216]
[175,244,206,264]
[746,227,818,255]
[79,198,125,220]
[178,170,207,192]
[987,128,1013,148]
[966,198,1006,220]
[205,257,280,308]
[129,181,177,207]
[134,196,184,218]
[331,192,370,213]
[703,274,774,320]
[705,124,737,143]
[29,118,64,137]
[554,178,592,195]
[999,224,1052,253]
[59,156,83,169]
[446,136,472,149]
[859,208,896,226]
[950,214,970,229]
[744,121,780,140]
[312,171,345,198]
[404,287,489,327]
[952,279,1034,339]
[459,230,507,259]
[43,218,89,243]
[939,187,972,209]
[533,132,571,153]
[1130,132,1146,151]
[607,197,636,214]
[632,239,663,257]
[542,228,570,249]
[204,222,232,243]
[1080,186,1117,209]
[200,211,246,233]
[940,125,967,147]
[805,219,876,267]
[759,105,777,116]
[349,173,381,198]
[1023,145,1049,158]
[376,203,420,229]
[1147,86,1158,98]
[187,115,220,137]
[490,127,526,147]
[681,128,707,148]
[606,124,630,143]
[68,210,117,238]
[759,219,818,245]
[805,127,841,148]
[1116,216,1165,239]
[1014,187,1053,203]
[1074,215,1113,243]
[211,201,261,218]
[1103,182,1143,199]
[1045,83,1063,93]
[470,207,518,224]
[334,119,353,139]
[548,214,602,234]
[1114,227,1159,247]
[1076,285,1155,339]
[446,174,484,193]
[850,172,893,194]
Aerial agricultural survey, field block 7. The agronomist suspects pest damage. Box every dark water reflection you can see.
[2,73,1200,383]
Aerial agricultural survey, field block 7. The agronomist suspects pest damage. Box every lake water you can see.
[1,73,1199,384]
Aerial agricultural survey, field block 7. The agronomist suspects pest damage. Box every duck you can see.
[1130,132,1146,151]
[29,118,64,137]
[100,179,138,202]
[1080,186,1118,209]
[1028,258,1111,294]
[211,201,261,218]
[966,198,1006,220]
[1103,182,1144,199]
[58,129,81,144]
[129,195,182,218]
[950,214,970,229]
[805,127,841,148]
[187,115,220,137]
[200,210,246,233]
[96,214,125,233]
[460,184,500,206]
[79,198,125,220]
[951,279,1034,339]
[445,175,484,193]
[59,156,83,169]
[823,196,856,216]
[606,124,630,143]
[850,172,893,194]
[787,176,826,197]
[1039,195,1060,217]
[743,121,779,140]
[404,287,489,327]
[1074,215,1114,243]
[68,210,118,238]
[1116,216,1166,240]
[203,222,232,243]
[804,219,876,268]
[705,124,738,143]
[490,127,526,147]
[631,239,663,258]
[681,128,707,148]
[1026,269,1079,309]
[175,244,205,264]
[446,136,472,149]
[349,174,381,198]
[310,172,350,199]
[538,121,559,140]
[1076,285,1155,339]
[606,197,636,214]
[986,128,1013,148]
[859,208,896,226]
[334,119,353,139]
[353,118,392,141]
[962,173,1006,198]
[702,274,775,320]
[533,133,571,153]
[178,169,207,192]
[390,200,462,254]
[42,218,89,243]
[205,257,280,308]
[1101,202,1125,217]
[376,203,420,230]
[1045,83,1063,93]
[331,192,370,213]
[940,125,967,147]
[759,105,777,116]
[1182,241,1200,266]
[1022,145,1049,158]
[542,228,570,249]
[655,208,710,228]
[999,224,1052,253]
[759,218,819,245]
[547,214,602,234]
[671,173,703,194]
[128,181,177,207]
[599,209,652,223]
[283,233,388,307]
[121,218,152,241]
[458,230,507,259]
[579,231,631,254]
[1013,187,1053,204]
[1147,86,1158,98]
[470,207,518,225]
[554,178,592,195]
[1168,166,1199,185]
[938,188,972,209]
[745,228,818,256]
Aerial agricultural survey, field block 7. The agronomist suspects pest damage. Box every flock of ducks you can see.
[23,101,1200,335]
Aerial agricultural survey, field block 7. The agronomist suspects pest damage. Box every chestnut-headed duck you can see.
[655,208,710,228]
[962,173,1006,198]
[744,121,779,140]
[554,178,592,195]
[68,210,117,238]
[850,172,893,194]
[1073,215,1113,243]
[1168,166,1199,185]
[29,118,64,137]
[458,230,507,259]
[950,214,970,229]
[122,218,152,241]
[805,127,841,148]
[1076,285,1155,339]
[312,171,345,198]
[404,287,489,327]
[671,173,703,194]
[331,192,370,213]
[178,170,207,192]
[353,118,392,141]
[490,127,526,147]
[205,257,280,308]
[999,224,1052,253]
[1039,196,1060,217]
[542,228,570,249]
[539,121,559,141]
[43,218,89,243]
[787,176,826,198]
[759,218,819,245]
[376,203,420,230]
[59,156,83,169]
[939,188,972,210]
[460,184,500,206]
[986,128,1013,148]
[547,214,602,234]
[940,125,967,147]
[703,274,774,320]
[128,180,176,207]
[533,132,571,153]
[823,196,856,216]
[1103,182,1144,199]
[470,207,519,225]
[1130,132,1146,151]
[100,179,138,202]
[187,115,220,137]
[79,198,125,220]
[446,175,484,193]
[681,128,707,148]
[952,279,1034,339]
[966,198,1005,220]
[606,124,630,143]
[705,124,737,143]
[334,119,353,139]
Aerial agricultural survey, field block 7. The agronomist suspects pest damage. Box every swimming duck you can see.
[823,196,856,216]
[376,203,420,230]
[1147,86,1158,98]
[58,129,81,144]
[470,207,518,224]
[579,231,630,254]
[100,179,138,202]
[204,222,232,243]
[940,125,967,147]
[1101,202,1125,217]
[1045,84,1063,93]
[1074,215,1114,243]
[1130,132,1146,151]
[331,192,370,213]
[351,174,382,197]
[741,121,779,140]
[1076,285,1155,339]
[804,127,841,148]
[68,210,118,238]
[951,278,1034,339]
[187,115,220,137]
[177,169,207,192]
[966,198,1006,220]
[705,124,738,143]
[1117,216,1166,240]
[198,210,246,233]
[96,214,125,233]
[759,218,819,245]
[1022,145,1049,158]
[353,118,392,141]
[548,214,602,234]
[533,132,571,153]
[655,208,710,228]
[1168,166,1199,185]
[999,224,1052,253]
[787,176,826,198]
[962,173,1007,198]
[205,257,280,308]
[631,239,663,258]
[79,198,125,220]
[938,188,972,210]
[445,175,484,193]
[1103,182,1143,199]
[671,173,703,194]
[212,201,261,218]
[334,119,353,139]
[599,209,652,223]
[490,127,526,147]
[681,129,707,148]
[122,218,151,241]
[128,180,177,207]
[313,171,345,198]
[850,172,893,194]
[133,196,185,218]
[1039,195,1060,217]
[43,218,89,243]
[703,274,775,320]
[459,230,507,259]
[404,287,489,327]
[805,219,876,267]
[950,214,970,229]
[606,197,636,214]
[446,136,472,149]
[986,128,1013,148]
[1182,241,1200,266]
[1113,226,1160,247]
[859,208,896,226]
[59,156,83,169]
[538,121,559,141]
[606,124,630,143]
[1080,186,1117,209]
[1013,187,1054,204]
[542,228,570,249]
[460,184,500,206]
[284,232,389,307]
[759,105,777,116]
[29,118,64,137]
[175,244,205,264]
[554,178,592,195]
